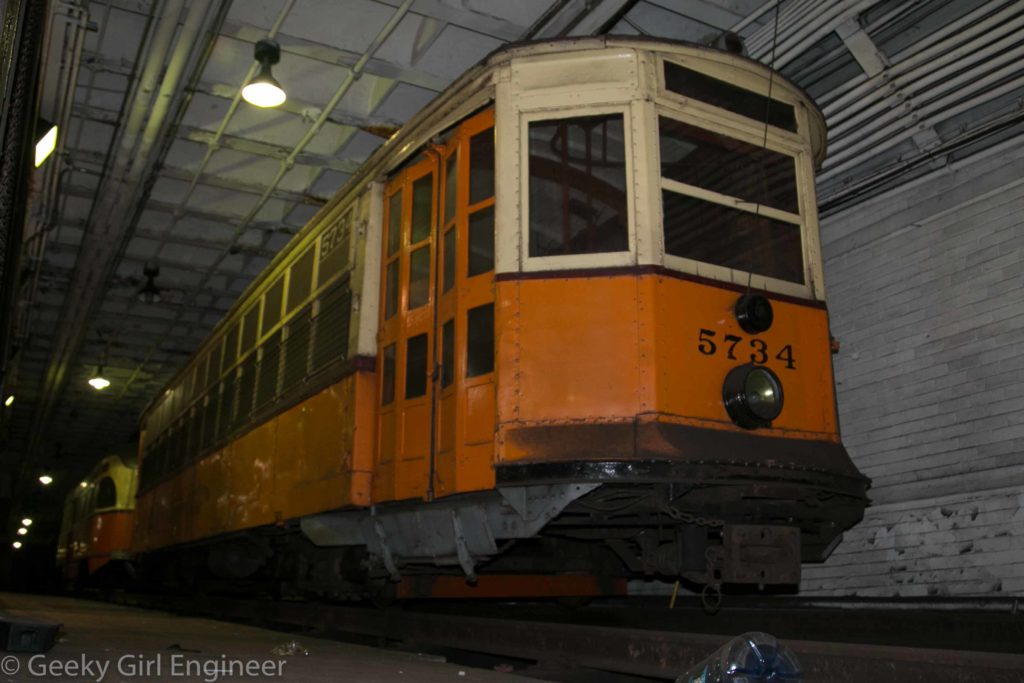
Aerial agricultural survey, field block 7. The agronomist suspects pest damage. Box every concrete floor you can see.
[0,593,536,682]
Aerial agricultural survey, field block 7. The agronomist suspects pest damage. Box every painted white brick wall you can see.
[802,140,1024,596]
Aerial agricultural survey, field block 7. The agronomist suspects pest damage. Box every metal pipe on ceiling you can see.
[21,0,222,467]
[169,0,298,218]
[115,0,185,170]
[821,62,1024,181]
[115,0,417,411]
[822,2,1024,118]
[132,0,212,176]
[826,21,1024,141]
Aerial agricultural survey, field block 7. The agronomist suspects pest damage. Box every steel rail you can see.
[110,593,1024,682]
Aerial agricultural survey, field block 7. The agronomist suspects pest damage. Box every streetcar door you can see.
[433,109,497,498]
[377,156,438,502]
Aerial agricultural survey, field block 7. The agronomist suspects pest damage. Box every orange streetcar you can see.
[57,453,137,586]
[130,37,869,600]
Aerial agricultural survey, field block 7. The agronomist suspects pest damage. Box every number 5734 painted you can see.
[697,328,796,370]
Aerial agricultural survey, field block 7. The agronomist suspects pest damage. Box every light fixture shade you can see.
[35,118,58,167]
[243,66,286,107]
[88,376,111,390]
[243,39,286,108]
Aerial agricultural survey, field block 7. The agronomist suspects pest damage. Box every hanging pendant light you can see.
[242,39,286,108]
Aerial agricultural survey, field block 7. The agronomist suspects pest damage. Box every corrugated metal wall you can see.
[802,139,1024,596]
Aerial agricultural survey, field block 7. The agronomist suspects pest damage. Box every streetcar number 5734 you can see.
[697,329,796,370]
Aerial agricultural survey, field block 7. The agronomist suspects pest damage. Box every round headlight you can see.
[734,294,773,334]
[723,364,784,429]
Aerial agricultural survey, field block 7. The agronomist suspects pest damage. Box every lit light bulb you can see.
[242,40,286,108]
[80,481,88,488]
[12,541,22,550]
[35,121,58,167]
[88,375,110,390]
[21,518,32,527]
[17,527,27,536]
[38,474,53,486]
[4,395,13,407]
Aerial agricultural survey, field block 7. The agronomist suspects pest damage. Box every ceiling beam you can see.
[372,0,523,41]
[61,184,300,232]
[193,81,403,134]
[175,124,363,175]
[220,20,449,92]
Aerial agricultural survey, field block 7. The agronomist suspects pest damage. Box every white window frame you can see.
[654,100,823,300]
[519,103,639,272]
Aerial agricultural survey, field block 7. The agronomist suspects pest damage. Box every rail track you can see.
[109,593,1024,682]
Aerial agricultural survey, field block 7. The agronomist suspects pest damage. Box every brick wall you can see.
[802,141,1024,596]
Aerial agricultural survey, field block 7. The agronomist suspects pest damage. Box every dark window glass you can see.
[529,114,629,257]
[441,319,454,388]
[387,190,402,256]
[468,206,494,276]
[257,331,281,407]
[312,285,351,371]
[405,333,428,399]
[318,212,351,288]
[224,324,239,370]
[219,379,235,438]
[208,342,222,387]
[466,304,494,377]
[444,152,457,224]
[236,357,256,426]
[96,477,116,509]
[658,117,797,214]
[664,61,797,133]
[382,344,396,405]
[411,175,432,243]
[385,261,398,319]
[469,129,494,204]
[662,190,804,284]
[443,229,455,293]
[282,310,310,391]
[241,305,260,354]
[262,278,284,335]
[201,394,217,450]
[408,246,430,310]
[195,356,207,395]
[288,246,314,310]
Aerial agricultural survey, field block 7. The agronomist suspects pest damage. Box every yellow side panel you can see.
[350,370,376,506]
[229,420,277,530]
[132,488,152,553]
[650,277,837,435]
[192,448,229,541]
[273,377,357,521]
[510,278,642,423]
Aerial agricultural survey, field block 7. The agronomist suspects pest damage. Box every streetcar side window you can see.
[405,333,428,399]
[466,303,494,377]
[658,117,797,214]
[96,477,116,509]
[662,191,804,284]
[469,129,494,205]
[658,115,804,285]
[528,113,629,257]
[382,343,396,405]
[664,61,797,133]
[468,205,494,276]
[288,246,314,311]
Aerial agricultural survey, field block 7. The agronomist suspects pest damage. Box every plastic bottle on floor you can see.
[676,631,802,682]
